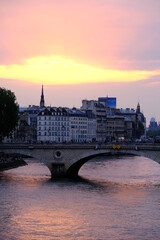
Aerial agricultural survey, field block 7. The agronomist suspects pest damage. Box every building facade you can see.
[37,107,96,143]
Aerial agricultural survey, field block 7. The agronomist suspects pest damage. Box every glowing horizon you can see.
[0,55,159,85]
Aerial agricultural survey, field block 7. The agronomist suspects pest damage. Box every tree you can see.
[147,129,160,138]
[136,120,145,139]
[0,88,19,141]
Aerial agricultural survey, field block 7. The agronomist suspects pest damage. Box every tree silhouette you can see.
[136,120,145,139]
[0,88,19,141]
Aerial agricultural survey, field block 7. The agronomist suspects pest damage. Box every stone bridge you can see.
[0,143,160,178]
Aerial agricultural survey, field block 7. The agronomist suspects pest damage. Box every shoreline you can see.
[0,153,27,172]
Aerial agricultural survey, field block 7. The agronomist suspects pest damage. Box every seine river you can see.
[0,155,160,240]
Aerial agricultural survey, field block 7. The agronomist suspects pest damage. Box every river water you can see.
[0,155,160,240]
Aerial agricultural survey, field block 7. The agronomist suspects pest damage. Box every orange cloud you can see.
[0,55,159,85]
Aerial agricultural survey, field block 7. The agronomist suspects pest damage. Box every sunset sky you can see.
[0,0,160,123]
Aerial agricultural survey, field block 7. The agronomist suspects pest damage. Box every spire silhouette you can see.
[136,102,140,113]
[40,85,45,108]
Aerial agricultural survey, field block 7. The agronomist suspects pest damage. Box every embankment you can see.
[0,153,27,171]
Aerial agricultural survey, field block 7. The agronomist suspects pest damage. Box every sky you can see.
[0,0,160,123]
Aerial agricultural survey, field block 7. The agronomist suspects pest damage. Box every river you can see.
[0,155,160,240]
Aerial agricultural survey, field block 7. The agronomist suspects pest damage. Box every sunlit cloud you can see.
[0,55,159,85]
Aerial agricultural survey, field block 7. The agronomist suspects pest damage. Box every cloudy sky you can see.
[0,0,160,123]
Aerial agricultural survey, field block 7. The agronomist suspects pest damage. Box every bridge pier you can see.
[49,162,66,178]
[48,162,81,178]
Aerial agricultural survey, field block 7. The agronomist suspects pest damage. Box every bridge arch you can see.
[64,149,160,178]
[66,152,111,178]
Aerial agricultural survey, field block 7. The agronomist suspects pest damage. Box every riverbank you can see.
[0,153,27,171]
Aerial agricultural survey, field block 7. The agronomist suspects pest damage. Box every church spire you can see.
[40,85,45,108]
[136,102,140,113]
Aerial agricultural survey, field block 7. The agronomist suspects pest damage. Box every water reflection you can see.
[0,156,160,240]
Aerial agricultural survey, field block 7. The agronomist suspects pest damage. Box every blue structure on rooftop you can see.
[98,97,116,108]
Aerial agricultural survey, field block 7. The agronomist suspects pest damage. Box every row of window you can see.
[38,132,87,138]
[41,112,68,117]
[70,121,87,125]
[71,117,87,120]
[38,132,70,136]
[39,127,70,131]
[39,116,95,121]
[71,125,87,129]
[38,130,87,135]
[39,116,69,121]
[38,121,69,126]
[37,137,88,143]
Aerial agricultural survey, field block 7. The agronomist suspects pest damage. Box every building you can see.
[136,102,146,131]
[17,105,40,142]
[37,107,96,143]
[67,108,96,143]
[8,88,146,143]
[95,103,107,142]
[149,117,159,130]
[37,107,69,143]
[81,99,98,114]
[81,98,146,141]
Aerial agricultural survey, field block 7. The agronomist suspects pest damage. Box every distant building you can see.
[81,99,98,114]
[37,107,96,143]
[18,105,40,142]
[136,102,146,131]
[81,98,146,141]
[106,115,125,141]
[149,117,158,130]
[7,91,146,143]
[95,102,107,142]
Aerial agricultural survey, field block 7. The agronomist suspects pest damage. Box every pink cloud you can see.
[0,0,160,70]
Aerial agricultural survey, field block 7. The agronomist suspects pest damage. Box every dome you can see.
[150,117,155,122]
